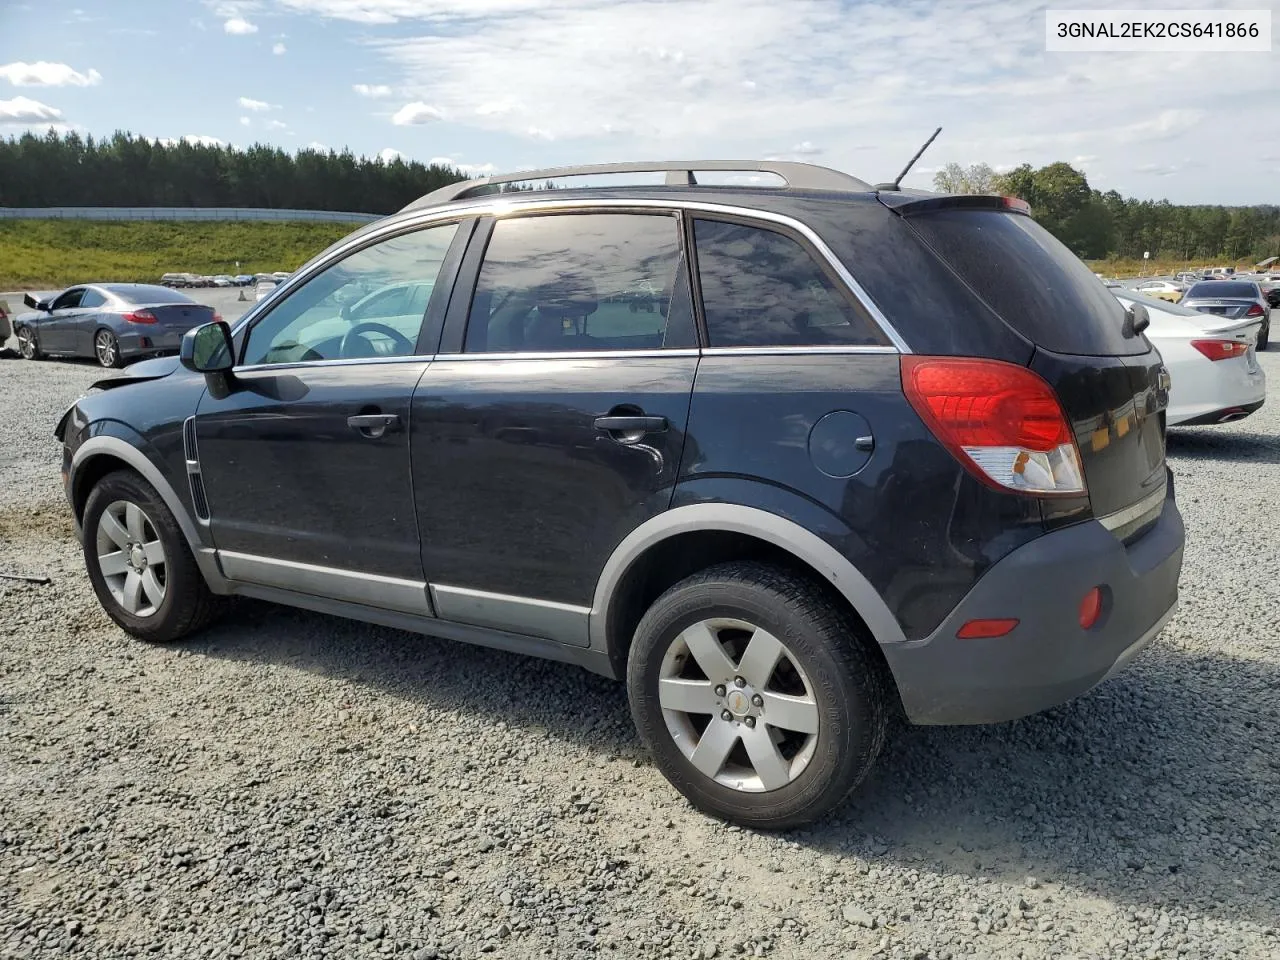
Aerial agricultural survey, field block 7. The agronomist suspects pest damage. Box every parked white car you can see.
[1116,292,1266,426]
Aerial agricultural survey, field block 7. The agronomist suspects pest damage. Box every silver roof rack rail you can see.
[402,160,872,212]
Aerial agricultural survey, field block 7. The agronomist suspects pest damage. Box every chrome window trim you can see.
[229,197,911,354]
[433,348,700,362]
[1097,483,1166,533]
[700,345,899,356]
[233,355,432,374]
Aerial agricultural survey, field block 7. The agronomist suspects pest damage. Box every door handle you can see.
[593,415,667,434]
[347,413,401,438]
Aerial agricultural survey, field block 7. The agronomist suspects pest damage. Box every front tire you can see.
[16,325,41,360]
[94,329,123,368]
[627,562,889,829]
[82,470,220,643]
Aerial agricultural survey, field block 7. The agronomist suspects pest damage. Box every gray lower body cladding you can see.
[882,478,1184,725]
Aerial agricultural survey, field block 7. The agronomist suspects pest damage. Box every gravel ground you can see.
[1,349,1278,960]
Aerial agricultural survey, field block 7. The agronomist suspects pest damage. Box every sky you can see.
[0,0,1276,204]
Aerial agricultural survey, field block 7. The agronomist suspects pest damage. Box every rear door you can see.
[409,210,699,645]
[902,207,1168,519]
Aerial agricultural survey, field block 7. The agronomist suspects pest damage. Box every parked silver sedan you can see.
[1180,280,1272,351]
[13,283,221,368]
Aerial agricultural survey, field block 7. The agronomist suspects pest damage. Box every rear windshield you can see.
[906,209,1146,356]
[106,284,195,304]
[1185,281,1256,299]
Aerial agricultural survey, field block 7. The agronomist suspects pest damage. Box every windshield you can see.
[1186,281,1256,299]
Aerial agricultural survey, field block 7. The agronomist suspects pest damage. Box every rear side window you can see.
[79,289,107,308]
[465,213,695,353]
[906,209,1145,356]
[693,219,885,347]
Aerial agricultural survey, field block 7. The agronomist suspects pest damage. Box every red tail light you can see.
[1001,196,1032,215]
[1079,587,1103,629]
[122,310,157,324]
[956,618,1019,639]
[901,356,1086,496]
[1244,303,1264,317]
[1190,339,1249,361]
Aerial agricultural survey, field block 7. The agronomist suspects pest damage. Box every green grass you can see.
[0,219,358,288]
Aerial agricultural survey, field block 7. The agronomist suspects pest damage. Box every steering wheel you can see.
[340,321,414,358]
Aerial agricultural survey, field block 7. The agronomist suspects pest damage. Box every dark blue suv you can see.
[56,161,1184,828]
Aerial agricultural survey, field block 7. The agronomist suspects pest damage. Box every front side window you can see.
[52,288,85,310]
[464,213,695,353]
[693,219,883,348]
[243,223,459,366]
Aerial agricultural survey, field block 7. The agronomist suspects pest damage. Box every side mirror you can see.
[1123,303,1150,338]
[180,320,235,373]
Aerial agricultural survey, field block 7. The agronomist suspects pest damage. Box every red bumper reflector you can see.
[1079,587,1103,629]
[957,618,1019,639]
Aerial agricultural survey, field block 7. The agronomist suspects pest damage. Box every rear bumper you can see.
[883,472,1184,725]
[119,329,183,358]
[1174,397,1264,427]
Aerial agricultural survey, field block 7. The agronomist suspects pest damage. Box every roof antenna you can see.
[875,127,942,192]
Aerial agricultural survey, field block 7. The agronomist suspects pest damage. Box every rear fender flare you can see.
[588,502,907,660]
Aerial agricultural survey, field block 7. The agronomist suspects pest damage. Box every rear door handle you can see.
[594,415,667,435]
[347,413,401,438]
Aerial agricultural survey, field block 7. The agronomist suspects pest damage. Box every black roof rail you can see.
[401,160,873,211]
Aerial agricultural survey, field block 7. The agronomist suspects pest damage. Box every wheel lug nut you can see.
[734,676,746,687]
[744,716,756,728]
[721,710,733,722]
[751,694,763,707]
[714,684,726,697]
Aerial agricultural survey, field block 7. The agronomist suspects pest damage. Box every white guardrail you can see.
[0,206,381,223]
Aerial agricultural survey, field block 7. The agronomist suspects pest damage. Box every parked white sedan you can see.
[1116,292,1266,426]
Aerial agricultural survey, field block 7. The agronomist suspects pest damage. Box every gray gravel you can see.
[2,347,1278,960]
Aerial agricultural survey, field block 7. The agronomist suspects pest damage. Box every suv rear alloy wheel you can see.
[82,470,221,642]
[628,562,888,828]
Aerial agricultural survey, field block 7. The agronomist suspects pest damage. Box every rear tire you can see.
[627,561,889,829]
[94,329,123,368]
[83,470,220,643]
[1258,321,1269,352]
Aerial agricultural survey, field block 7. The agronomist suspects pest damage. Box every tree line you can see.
[0,129,466,215]
[933,161,1279,263]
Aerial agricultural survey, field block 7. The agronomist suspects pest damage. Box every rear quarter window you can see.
[906,209,1147,357]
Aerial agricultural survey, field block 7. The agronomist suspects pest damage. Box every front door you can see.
[42,286,86,352]
[411,211,700,644]
[194,220,466,614]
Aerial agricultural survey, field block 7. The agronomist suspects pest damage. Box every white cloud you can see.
[238,96,274,111]
[306,141,330,151]
[272,42,287,54]
[526,126,554,141]
[430,156,496,176]
[274,0,1277,203]
[239,115,251,126]
[354,83,393,98]
[0,61,102,87]
[224,16,258,34]
[379,147,405,162]
[0,96,62,122]
[266,119,288,130]
[391,100,443,125]
[792,141,822,156]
